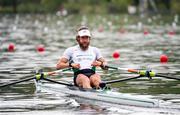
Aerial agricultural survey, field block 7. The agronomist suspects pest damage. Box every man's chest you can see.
[72,50,96,62]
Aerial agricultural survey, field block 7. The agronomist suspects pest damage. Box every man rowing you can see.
[56,26,107,89]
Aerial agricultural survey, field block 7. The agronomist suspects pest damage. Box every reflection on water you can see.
[0,14,180,114]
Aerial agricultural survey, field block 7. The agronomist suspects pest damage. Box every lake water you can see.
[0,14,180,115]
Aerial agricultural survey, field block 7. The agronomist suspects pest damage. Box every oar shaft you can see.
[127,69,138,73]
[156,74,180,80]
[0,75,34,88]
[105,75,142,84]
[9,71,34,74]
[105,66,139,73]
[47,68,72,76]
[43,78,73,86]
[0,70,34,74]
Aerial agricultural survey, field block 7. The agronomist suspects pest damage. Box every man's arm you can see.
[97,57,107,66]
[91,57,107,67]
[56,57,80,69]
[56,57,69,69]
[97,57,108,70]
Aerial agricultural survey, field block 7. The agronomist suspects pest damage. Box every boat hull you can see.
[34,80,159,107]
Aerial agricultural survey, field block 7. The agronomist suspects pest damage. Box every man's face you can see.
[77,36,90,50]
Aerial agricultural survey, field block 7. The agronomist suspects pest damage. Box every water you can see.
[0,14,180,115]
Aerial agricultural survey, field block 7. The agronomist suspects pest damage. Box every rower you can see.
[56,26,107,89]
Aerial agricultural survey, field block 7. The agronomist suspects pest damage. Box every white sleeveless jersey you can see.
[62,45,102,70]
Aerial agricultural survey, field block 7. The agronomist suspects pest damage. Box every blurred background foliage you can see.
[0,0,180,15]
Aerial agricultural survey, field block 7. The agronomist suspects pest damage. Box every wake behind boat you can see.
[34,79,160,107]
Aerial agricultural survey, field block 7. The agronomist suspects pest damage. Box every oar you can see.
[35,68,72,79]
[0,67,35,74]
[0,70,35,74]
[98,75,142,88]
[0,68,72,75]
[154,74,180,80]
[104,75,142,84]
[42,78,73,86]
[0,68,72,88]
[105,65,180,80]
[0,75,35,88]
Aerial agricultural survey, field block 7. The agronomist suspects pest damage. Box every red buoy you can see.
[144,31,149,35]
[160,54,168,63]
[8,43,15,52]
[37,45,45,52]
[168,31,175,36]
[113,51,120,59]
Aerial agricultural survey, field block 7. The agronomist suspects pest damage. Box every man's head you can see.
[76,26,91,50]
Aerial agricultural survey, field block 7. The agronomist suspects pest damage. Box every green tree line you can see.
[0,0,180,14]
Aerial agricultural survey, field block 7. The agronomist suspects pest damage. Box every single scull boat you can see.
[34,79,160,107]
